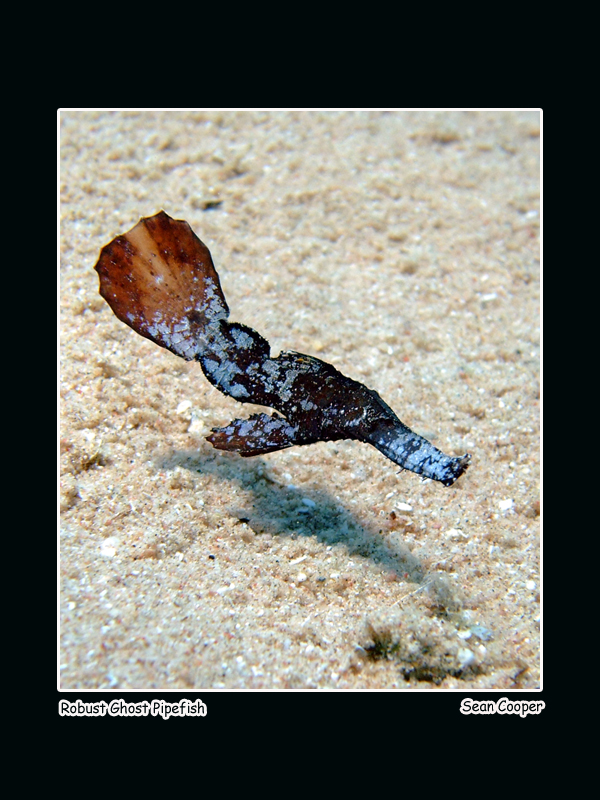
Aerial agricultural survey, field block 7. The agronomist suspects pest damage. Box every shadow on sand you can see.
[158,447,425,583]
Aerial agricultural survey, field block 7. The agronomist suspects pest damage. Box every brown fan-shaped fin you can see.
[94,211,229,361]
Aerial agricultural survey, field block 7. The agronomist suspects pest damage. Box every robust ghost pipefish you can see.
[94,211,470,486]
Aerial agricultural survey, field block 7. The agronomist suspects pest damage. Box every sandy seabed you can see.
[60,109,540,690]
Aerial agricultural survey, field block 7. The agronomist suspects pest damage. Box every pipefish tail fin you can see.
[95,210,229,361]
